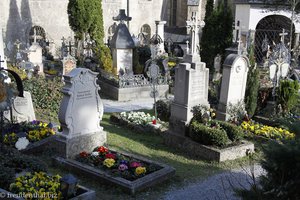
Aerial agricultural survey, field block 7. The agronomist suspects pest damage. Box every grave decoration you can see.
[241,120,295,140]
[76,146,162,181]
[2,120,56,150]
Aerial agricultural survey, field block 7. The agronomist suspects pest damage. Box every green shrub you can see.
[23,76,63,122]
[277,80,299,115]
[237,139,300,200]
[138,46,151,66]
[155,100,170,121]
[189,121,229,147]
[245,43,260,117]
[218,121,243,142]
[96,45,114,74]
[133,48,144,74]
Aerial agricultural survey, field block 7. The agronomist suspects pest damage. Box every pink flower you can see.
[130,162,142,168]
[105,153,116,160]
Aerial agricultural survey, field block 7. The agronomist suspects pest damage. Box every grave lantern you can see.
[60,174,78,199]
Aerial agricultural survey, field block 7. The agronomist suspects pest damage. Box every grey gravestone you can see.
[170,62,209,135]
[57,68,106,159]
[217,54,249,121]
[4,91,36,123]
[62,54,77,76]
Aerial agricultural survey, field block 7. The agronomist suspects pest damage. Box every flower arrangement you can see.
[241,121,295,140]
[9,172,62,200]
[191,105,216,125]
[3,120,56,147]
[167,61,177,68]
[120,111,156,125]
[76,146,161,181]
[44,69,58,75]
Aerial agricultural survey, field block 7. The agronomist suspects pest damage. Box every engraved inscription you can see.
[76,90,93,100]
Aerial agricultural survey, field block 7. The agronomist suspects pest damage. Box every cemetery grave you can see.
[1,1,300,199]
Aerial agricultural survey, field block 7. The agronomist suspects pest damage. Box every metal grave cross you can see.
[113,9,132,24]
[65,39,74,55]
[14,39,22,52]
[279,29,288,43]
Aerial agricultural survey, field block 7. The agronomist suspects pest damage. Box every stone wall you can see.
[0,0,72,53]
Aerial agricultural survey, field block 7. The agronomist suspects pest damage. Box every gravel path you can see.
[103,98,154,113]
[163,164,265,200]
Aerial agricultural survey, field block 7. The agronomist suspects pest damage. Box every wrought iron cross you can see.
[14,39,22,52]
[65,40,74,55]
[279,29,288,43]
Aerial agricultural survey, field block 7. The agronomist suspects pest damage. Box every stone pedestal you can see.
[58,68,106,158]
[54,131,107,159]
[170,57,209,135]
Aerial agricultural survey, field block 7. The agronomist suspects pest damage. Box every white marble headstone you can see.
[217,54,249,121]
[58,68,104,138]
[28,43,43,73]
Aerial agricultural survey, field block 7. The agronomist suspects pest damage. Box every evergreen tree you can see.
[200,1,233,73]
[68,0,112,72]
[245,43,260,117]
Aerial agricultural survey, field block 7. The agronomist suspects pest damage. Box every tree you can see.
[200,1,233,73]
[68,0,104,45]
[245,43,260,117]
[68,0,113,72]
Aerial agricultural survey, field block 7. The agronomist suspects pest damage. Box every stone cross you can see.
[279,29,288,43]
[186,12,203,55]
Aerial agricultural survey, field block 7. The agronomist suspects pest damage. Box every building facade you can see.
[0,0,207,58]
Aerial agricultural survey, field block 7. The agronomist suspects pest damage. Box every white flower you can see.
[91,151,99,157]
[15,137,30,150]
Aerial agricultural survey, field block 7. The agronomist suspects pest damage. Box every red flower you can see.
[97,146,108,154]
[105,153,116,160]
[130,162,142,168]
[152,119,157,125]
[79,151,89,158]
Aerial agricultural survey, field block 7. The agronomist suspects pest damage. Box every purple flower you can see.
[118,164,128,171]
[120,160,129,165]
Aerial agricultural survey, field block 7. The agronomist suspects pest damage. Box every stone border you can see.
[163,131,254,162]
[0,185,95,200]
[20,136,55,154]
[53,150,175,194]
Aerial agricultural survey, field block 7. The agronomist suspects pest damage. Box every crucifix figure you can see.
[237,37,243,55]
[186,40,190,54]
[186,12,204,55]
[279,29,288,44]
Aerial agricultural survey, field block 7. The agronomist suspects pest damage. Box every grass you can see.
[23,112,263,199]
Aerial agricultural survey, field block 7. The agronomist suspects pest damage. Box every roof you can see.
[110,23,135,49]
[235,0,289,5]
[187,0,200,6]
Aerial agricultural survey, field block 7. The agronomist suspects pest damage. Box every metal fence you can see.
[254,29,291,64]
[98,68,168,88]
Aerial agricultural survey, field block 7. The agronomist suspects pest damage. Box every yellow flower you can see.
[135,167,146,175]
[103,158,115,168]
